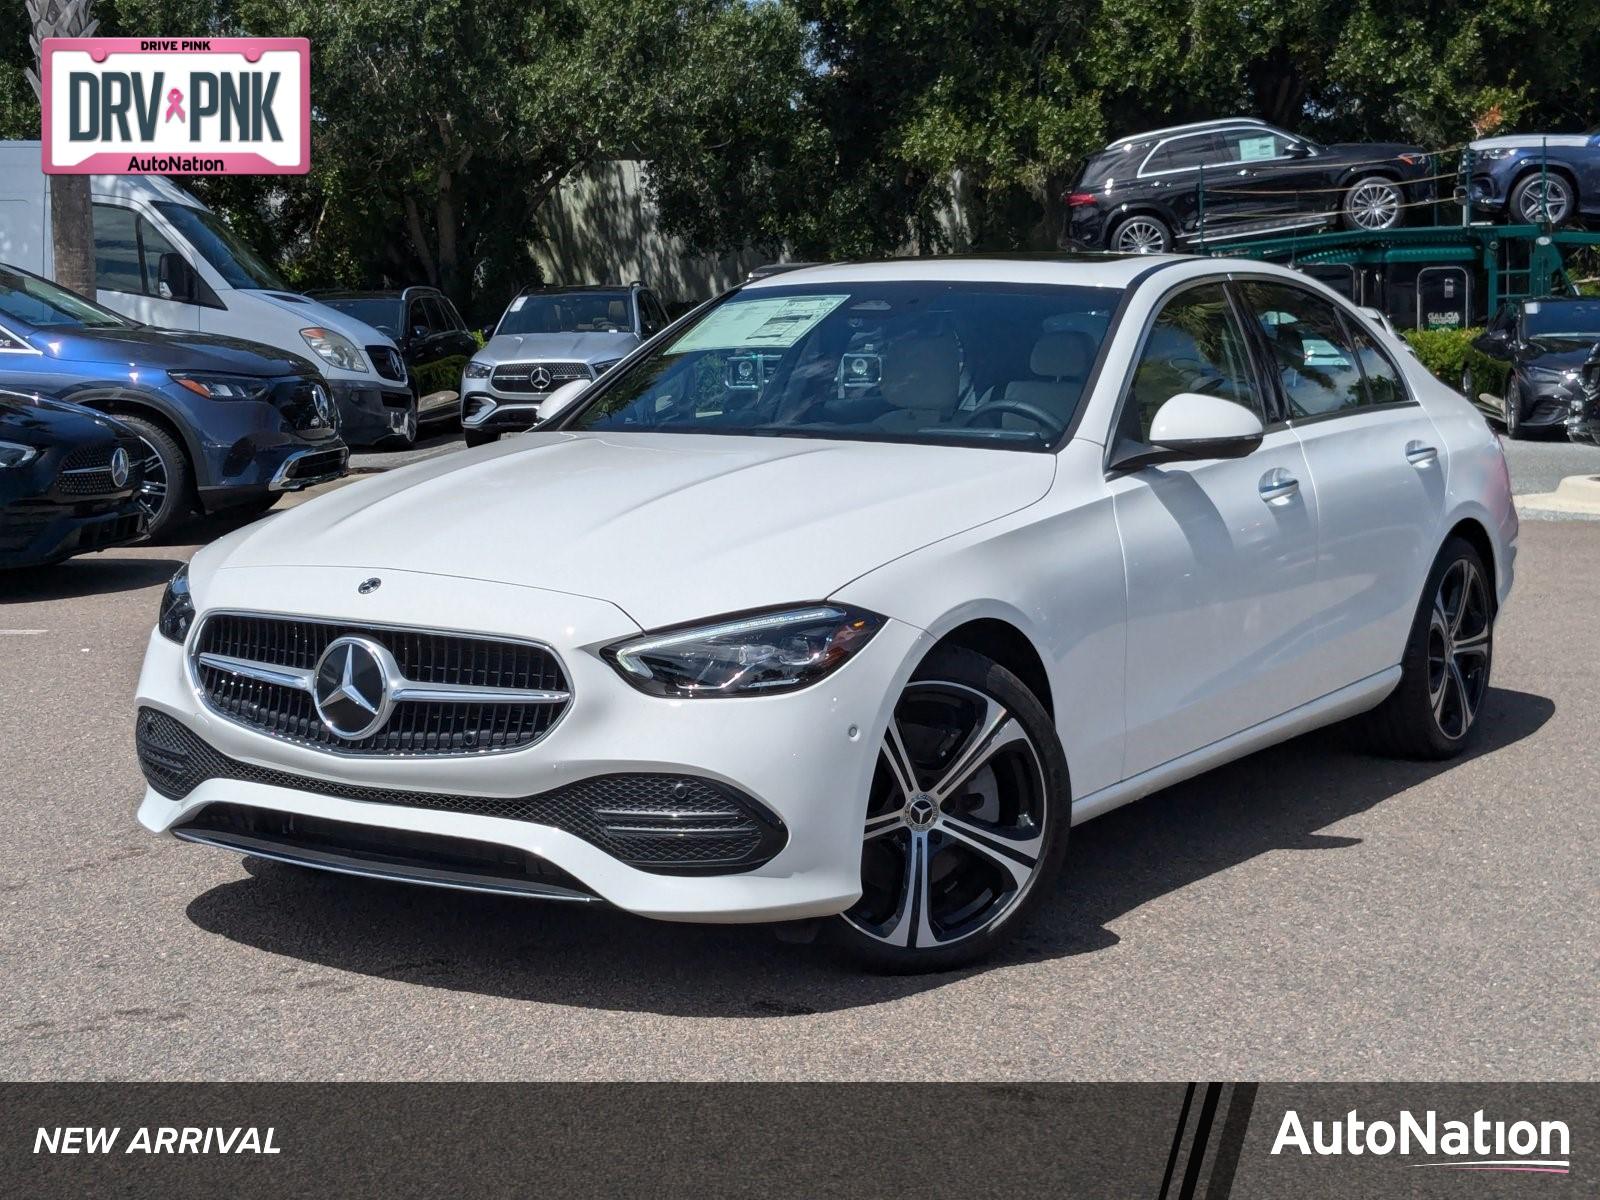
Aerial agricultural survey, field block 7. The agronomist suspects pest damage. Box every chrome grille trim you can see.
[187,611,573,758]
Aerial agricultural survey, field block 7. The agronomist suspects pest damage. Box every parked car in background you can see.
[1462,130,1600,227]
[1567,342,1600,444]
[1,387,146,567]
[1471,296,1600,438]
[0,142,415,447]
[0,262,347,537]
[459,281,670,447]
[135,256,1514,971]
[1065,118,1436,253]
[310,287,478,443]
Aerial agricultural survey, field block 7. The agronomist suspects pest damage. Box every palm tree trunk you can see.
[27,0,100,296]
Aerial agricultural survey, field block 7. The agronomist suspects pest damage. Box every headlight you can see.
[169,371,272,401]
[603,605,884,698]
[157,564,195,643]
[592,358,623,375]
[463,359,493,379]
[0,439,38,469]
[299,327,368,373]
[1473,147,1519,162]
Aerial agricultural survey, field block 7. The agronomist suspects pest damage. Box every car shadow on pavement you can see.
[183,685,1553,1017]
[0,555,185,602]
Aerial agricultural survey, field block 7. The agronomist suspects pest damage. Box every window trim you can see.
[1136,125,1307,179]
[0,317,41,354]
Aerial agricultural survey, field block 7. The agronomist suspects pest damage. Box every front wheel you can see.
[1503,377,1527,439]
[1342,176,1404,231]
[1510,173,1574,228]
[831,647,1071,972]
[117,415,191,540]
[1352,537,1493,760]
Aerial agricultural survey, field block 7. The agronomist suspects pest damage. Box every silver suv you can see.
[460,282,671,446]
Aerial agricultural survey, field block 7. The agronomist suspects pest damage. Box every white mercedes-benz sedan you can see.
[134,256,1516,971]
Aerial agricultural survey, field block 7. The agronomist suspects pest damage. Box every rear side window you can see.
[1237,282,1367,418]
[92,204,143,294]
[1127,283,1263,440]
[1143,133,1222,174]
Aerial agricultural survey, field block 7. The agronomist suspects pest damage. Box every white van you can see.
[0,141,418,444]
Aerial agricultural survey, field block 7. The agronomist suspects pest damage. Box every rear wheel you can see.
[117,415,191,540]
[831,647,1070,973]
[1109,214,1172,254]
[1342,176,1404,231]
[1353,537,1493,760]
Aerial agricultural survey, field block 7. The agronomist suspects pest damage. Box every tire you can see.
[1342,175,1404,231]
[226,494,281,522]
[117,415,191,540]
[1509,172,1574,228]
[1503,376,1527,439]
[1352,537,1493,760]
[829,646,1071,973]
[1108,214,1172,254]
[463,428,500,448]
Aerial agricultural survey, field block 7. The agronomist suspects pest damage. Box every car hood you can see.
[1521,343,1600,372]
[250,289,398,351]
[481,330,639,364]
[31,325,320,377]
[0,389,126,445]
[208,432,1057,629]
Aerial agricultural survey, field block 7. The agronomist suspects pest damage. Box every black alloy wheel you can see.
[835,647,1070,972]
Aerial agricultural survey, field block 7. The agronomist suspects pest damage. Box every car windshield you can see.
[320,297,402,335]
[154,201,289,291]
[565,280,1119,450]
[1522,299,1600,345]
[498,290,634,335]
[0,265,132,330]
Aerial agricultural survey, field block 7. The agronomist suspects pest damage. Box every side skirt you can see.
[1069,667,1401,826]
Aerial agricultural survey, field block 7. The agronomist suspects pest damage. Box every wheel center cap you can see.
[905,794,938,831]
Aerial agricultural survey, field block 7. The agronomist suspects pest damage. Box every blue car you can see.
[1463,131,1600,227]
[0,262,347,537]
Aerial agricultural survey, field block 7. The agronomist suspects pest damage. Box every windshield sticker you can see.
[669,295,849,354]
[1237,136,1278,161]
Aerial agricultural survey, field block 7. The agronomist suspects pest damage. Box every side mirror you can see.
[1284,142,1313,159]
[534,378,588,426]
[410,324,429,342]
[1113,392,1264,470]
[157,252,198,303]
[1472,329,1511,358]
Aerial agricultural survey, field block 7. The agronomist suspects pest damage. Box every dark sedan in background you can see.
[1463,131,1600,228]
[1065,118,1436,253]
[1,388,146,568]
[311,287,477,442]
[0,263,347,537]
[1473,296,1600,439]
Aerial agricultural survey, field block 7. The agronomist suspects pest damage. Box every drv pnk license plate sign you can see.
[41,38,310,175]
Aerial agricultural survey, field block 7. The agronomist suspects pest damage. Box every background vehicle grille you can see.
[55,439,141,496]
[137,708,786,874]
[367,346,407,381]
[191,614,570,755]
[490,361,591,393]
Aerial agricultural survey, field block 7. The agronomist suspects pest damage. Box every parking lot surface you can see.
[1,438,1596,1081]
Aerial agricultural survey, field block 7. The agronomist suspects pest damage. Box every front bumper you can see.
[1515,375,1578,428]
[330,379,417,447]
[0,498,145,567]
[133,566,927,923]
[460,390,545,435]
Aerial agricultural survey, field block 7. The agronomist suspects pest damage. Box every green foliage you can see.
[1402,327,1509,394]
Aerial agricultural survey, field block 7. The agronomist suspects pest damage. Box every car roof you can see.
[514,283,641,297]
[738,253,1192,291]
[1106,117,1274,148]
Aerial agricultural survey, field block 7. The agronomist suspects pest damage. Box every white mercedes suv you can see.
[135,256,1516,971]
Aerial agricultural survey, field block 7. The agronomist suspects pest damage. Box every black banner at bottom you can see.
[1,1083,1592,1197]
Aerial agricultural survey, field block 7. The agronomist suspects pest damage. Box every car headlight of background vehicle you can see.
[0,439,38,469]
[1473,147,1520,162]
[603,605,884,697]
[169,372,272,401]
[157,564,195,643]
[463,359,493,379]
[299,327,369,373]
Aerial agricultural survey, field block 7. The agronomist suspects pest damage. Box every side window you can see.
[638,291,664,337]
[1143,133,1222,174]
[138,218,180,298]
[1127,283,1263,440]
[406,298,431,339]
[423,296,453,334]
[1238,282,1367,418]
[1346,319,1407,407]
[1218,131,1293,163]
[438,297,466,331]
[92,204,144,295]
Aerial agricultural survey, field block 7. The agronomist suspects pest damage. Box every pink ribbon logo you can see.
[164,88,185,123]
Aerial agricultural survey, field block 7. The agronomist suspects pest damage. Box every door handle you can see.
[1258,468,1300,503]
[1405,441,1438,467]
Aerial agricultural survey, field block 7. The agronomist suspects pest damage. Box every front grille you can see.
[192,613,570,756]
[490,361,591,393]
[275,379,337,433]
[55,438,140,497]
[138,708,787,874]
[367,346,407,382]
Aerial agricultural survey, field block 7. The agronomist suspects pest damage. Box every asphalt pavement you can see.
[0,435,1595,1081]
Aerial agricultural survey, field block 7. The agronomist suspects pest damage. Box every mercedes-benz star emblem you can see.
[529,366,553,391]
[312,637,392,740]
[311,385,333,427]
[109,446,131,489]
[358,577,382,594]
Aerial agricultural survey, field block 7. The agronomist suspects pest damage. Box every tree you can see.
[26,0,99,296]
